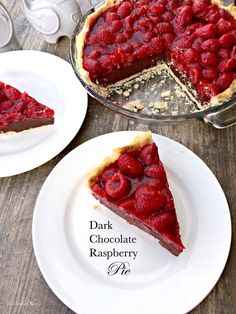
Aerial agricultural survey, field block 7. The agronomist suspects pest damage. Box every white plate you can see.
[0,50,88,177]
[33,131,231,314]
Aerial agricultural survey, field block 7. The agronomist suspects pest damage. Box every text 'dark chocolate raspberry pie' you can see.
[0,82,54,133]
[75,0,236,110]
[86,132,185,256]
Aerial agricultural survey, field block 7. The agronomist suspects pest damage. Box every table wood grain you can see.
[0,1,235,313]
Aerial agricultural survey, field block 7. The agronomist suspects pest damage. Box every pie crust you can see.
[76,0,236,108]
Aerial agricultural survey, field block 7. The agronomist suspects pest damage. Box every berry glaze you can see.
[0,82,54,133]
[83,0,236,102]
[91,141,184,256]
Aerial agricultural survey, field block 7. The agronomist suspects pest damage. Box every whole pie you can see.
[76,0,236,108]
[0,82,54,133]
[87,132,185,256]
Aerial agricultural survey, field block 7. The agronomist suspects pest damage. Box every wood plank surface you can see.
[0,1,235,313]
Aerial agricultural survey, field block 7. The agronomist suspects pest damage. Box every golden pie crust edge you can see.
[76,0,236,107]
[86,131,153,187]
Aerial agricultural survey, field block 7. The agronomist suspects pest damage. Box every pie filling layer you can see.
[87,132,185,256]
[80,0,236,105]
[0,82,54,133]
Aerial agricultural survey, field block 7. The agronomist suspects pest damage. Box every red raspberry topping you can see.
[202,68,218,80]
[139,143,159,165]
[200,52,217,67]
[135,185,165,214]
[101,167,118,184]
[195,24,217,39]
[144,163,167,181]
[151,212,176,233]
[219,33,236,48]
[217,73,234,90]
[117,1,133,18]
[201,39,219,53]
[118,153,143,177]
[183,48,198,63]
[155,22,173,35]
[105,172,130,199]
[176,6,193,26]
[217,18,233,35]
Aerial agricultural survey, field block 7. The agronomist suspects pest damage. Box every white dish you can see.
[33,131,231,314]
[0,50,88,177]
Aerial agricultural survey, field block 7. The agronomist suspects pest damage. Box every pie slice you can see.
[76,0,236,108]
[0,82,54,133]
[87,132,185,256]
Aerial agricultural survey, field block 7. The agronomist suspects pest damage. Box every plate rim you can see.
[32,130,232,314]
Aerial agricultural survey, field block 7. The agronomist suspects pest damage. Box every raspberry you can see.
[219,33,235,48]
[118,153,143,177]
[115,33,127,44]
[176,6,193,26]
[201,39,219,53]
[120,199,135,211]
[97,28,114,45]
[167,0,179,10]
[157,0,167,4]
[136,45,153,58]
[155,22,173,35]
[105,12,120,25]
[200,52,217,67]
[117,1,133,18]
[202,68,218,80]
[217,18,233,35]
[139,143,159,165]
[91,183,106,197]
[163,33,176,51]
[232,46,236,59]
[124,16,133,32]
[0,100,13,112]
[188,68,201,84]
[163,11,175,22]
[182,0,193,5]
[151,212,176,233]
[83,59,101,74]
[218,59,236,73]
[205,11,220,23]
[105,172,130,199]
[162,189,175,210]
[101,167,118,184]
[111,20,123,33]
[137,18,153,31]
[144,163,167,180]
[183,48,198,63]
[150,37,165,55]
[195,24,217,39]
[186,22,204,35]
[217,73,234,90]
[192,0,208,16]
[218,48,230,59]
[145,177,166,190]
[89,50,101,59]
[172,37,192,49]
[122,44,134,53]
[148,4,165,15]
[4,85,21,101]
[149,15,163,24]
[135,185,165,214]
[198,81,219,100]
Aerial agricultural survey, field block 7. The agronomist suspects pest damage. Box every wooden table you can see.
[0,1,235,313]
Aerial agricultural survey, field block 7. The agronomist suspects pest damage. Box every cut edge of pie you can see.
[76,0,236,108]
[86,131,185,256]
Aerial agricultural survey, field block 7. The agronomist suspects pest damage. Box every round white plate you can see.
[0,50,88,177]
[33,131,231,314]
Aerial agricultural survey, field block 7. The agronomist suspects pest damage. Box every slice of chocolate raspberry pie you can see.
[0,82,54,133]
[76,0,236,108]
[87,132,185,256]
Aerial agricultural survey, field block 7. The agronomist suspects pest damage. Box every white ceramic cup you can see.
[21,0,82,44]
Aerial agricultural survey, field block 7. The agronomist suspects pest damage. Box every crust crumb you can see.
[123,100,144,112]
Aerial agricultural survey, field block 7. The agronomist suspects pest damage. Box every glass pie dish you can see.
[70,4,236,129]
